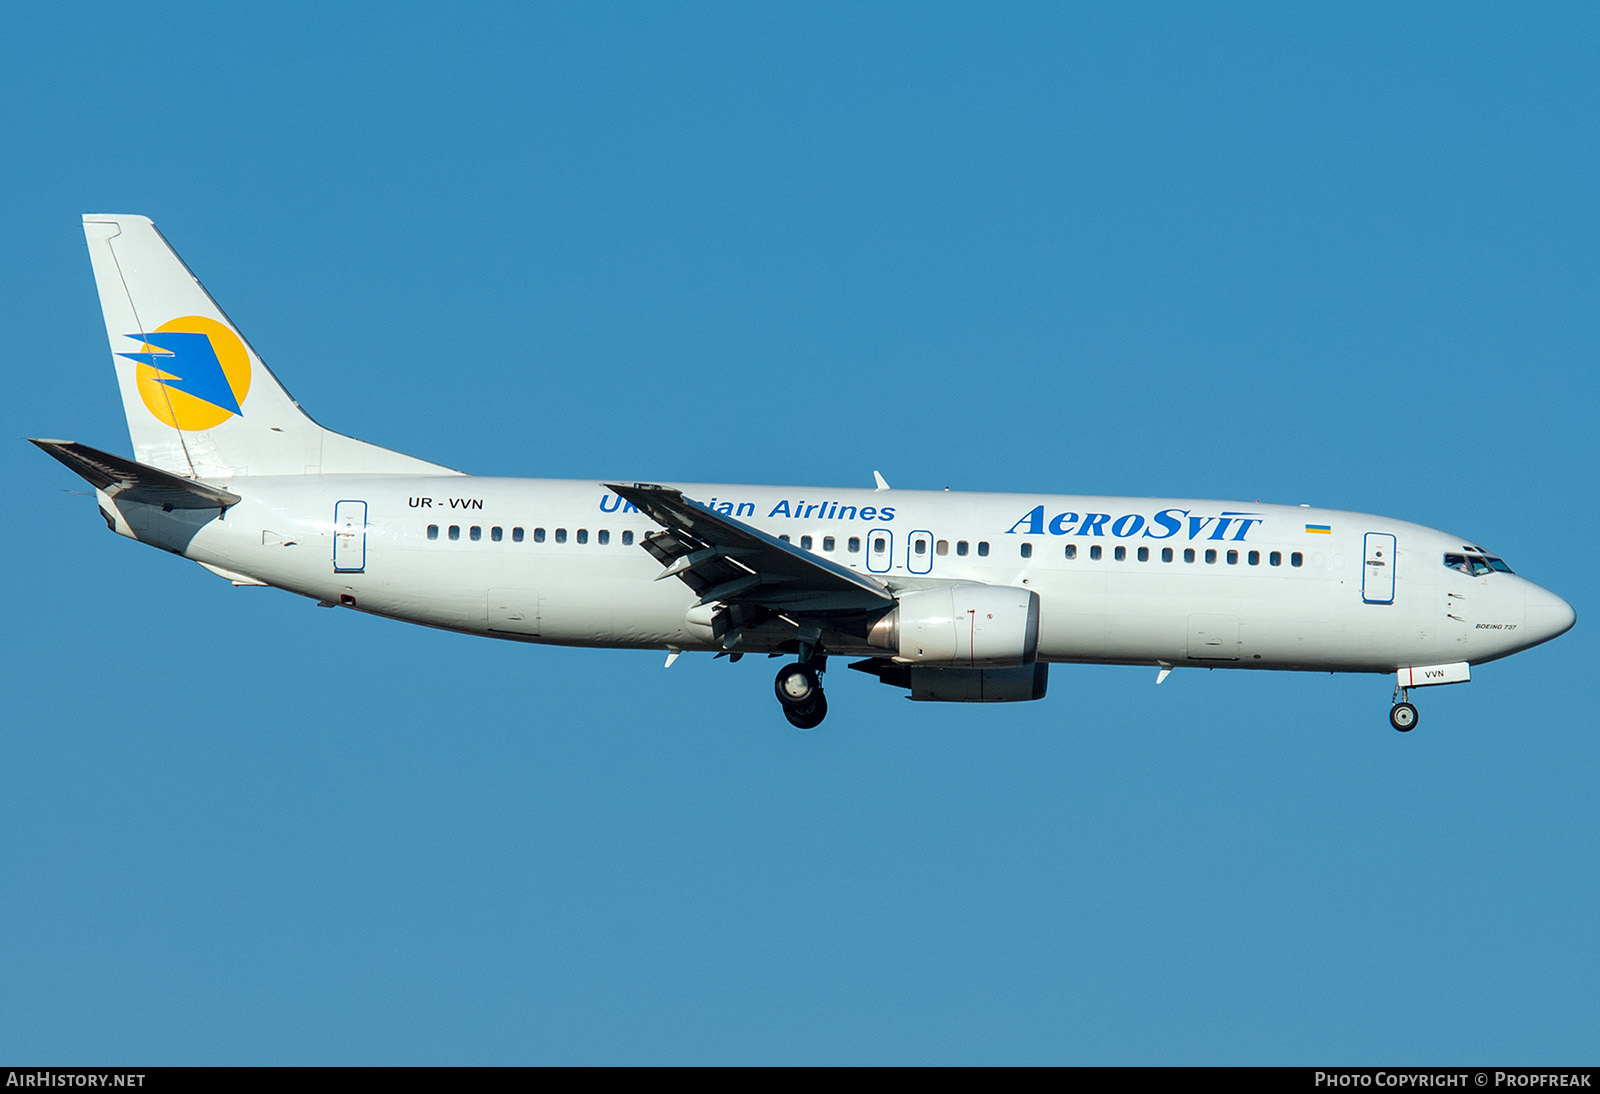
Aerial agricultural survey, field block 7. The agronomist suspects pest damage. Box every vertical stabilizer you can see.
[81,214,459,478]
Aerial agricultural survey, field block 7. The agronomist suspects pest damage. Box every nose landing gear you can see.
[775,659,827,730]
[1390,685,1419,732]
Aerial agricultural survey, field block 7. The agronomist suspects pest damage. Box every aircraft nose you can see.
[1524,584,1576,646]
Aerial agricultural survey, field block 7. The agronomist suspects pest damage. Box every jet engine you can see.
[866,584,1040,667]
[848,659,1050,702]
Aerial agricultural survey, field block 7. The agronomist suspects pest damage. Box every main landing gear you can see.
[775,656,828,730]
[1390,686,1419,733]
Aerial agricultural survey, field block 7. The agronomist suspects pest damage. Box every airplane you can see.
[34,214,1576,731]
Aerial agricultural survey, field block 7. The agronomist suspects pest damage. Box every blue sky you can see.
[3,2,1596,1064]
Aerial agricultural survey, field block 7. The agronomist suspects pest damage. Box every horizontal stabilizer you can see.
[31,438,241,511]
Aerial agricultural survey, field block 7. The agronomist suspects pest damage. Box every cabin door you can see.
[333,500,367,573]
[1363,533,1396,604]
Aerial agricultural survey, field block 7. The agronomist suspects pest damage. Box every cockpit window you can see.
[1444,552,1513,576]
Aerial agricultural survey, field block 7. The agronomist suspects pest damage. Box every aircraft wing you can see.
[605,482,894,615]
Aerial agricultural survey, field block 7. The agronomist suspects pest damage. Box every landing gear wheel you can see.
[1390,702,1418,732]
[783,692,828,730]
[775,663,827,728]
[774,664,820,707]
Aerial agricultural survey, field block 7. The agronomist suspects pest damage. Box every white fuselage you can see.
[106,475,1571,675]
[57,212,1576,728]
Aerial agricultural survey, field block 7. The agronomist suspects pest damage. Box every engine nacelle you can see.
[906,663,1049,702]
[867,584,1040,667]
[849,659,1049,702]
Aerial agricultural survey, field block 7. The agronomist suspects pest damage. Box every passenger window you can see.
[1090,545,1102,561]
[598,530,610,545]
[1184,548,1195,563]
[1114,546,1126,561]
[801,535,813,550]
[935,540,948,556]
[1226,550,1238,565]
[1248,550,1259,565]
[1138,546,1149,562]
[491,526,503,542]
[555,528,567,544]
[1291,552,1303,567]
[824,536,836,552]
[622,530,634,546]
[1065,544,1077,560]
[534,527,546,543]
[513,527,524,543]
[1161,547,1173,563]
[956,541,969,556]
[576,529,588,544]
[470,526,482,541]
[427,525,439,540]
[977,541,990,557]
[1269,551,1281,566]
[1020,543,1032,559]
[849,537,862,553]
[873,536,887,554]
[779,534,791,544]
[448,525,460,541]
[915,538,927,555]
[1205,549,1217,564]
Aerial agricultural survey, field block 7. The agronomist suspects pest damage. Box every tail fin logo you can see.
[120,316,252,431]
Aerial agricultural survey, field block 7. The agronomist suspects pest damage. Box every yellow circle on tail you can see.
[135,315,252,431]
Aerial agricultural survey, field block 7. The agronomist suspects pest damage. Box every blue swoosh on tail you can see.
[119,331,243,417]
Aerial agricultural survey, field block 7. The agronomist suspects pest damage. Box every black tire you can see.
[774,664,820,708]
[784,692,828,730]
[1390,702,1418,732]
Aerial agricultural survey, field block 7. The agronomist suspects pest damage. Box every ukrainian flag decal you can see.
[1305,524,1332,535]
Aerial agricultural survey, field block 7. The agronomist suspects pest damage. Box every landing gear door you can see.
[334,500,368,573]
[1363,532,1396,604]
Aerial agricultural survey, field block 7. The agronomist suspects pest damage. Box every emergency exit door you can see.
[907,531,933,575]
[866,528,894,573]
